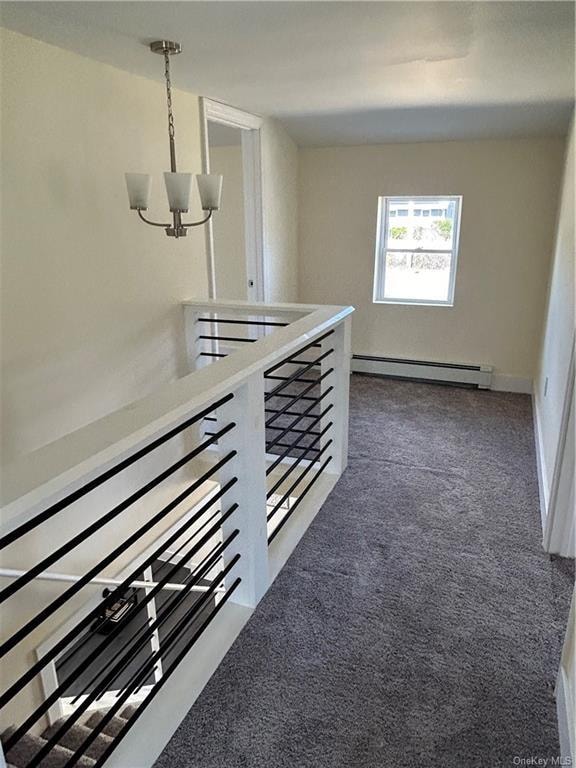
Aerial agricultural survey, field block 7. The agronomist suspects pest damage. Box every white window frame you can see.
[373,195,463,307]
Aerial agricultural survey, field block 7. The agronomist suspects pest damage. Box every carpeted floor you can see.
[154,376,574,768]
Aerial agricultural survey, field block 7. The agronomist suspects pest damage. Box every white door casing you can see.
[199,98,265,302]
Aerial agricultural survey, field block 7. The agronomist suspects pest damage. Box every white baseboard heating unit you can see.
[352,354,493,389]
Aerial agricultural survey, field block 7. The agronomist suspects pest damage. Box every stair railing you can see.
[0,298,353,768]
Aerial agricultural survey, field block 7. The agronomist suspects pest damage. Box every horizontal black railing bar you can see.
[0,450,237,662]
[0,477,238,710]
[90,577,242,768]
[4,520,240,749]
[266,387,333,452]
[197,317,288,327]
[0,423,236,605]
[267,422,334,499]
[265,375,322,386]
[266,391,319,403]
[198,335,257,343]
[273,358,323,367]
[267,425,321,437]
[266,441,321,454]
[267,441,333,522]
[264,330,334,376]
[266,403,334,475]
[200,352,228,358]
[268,455,333,544]
[266,408,322,419]
[35,563,243,768]
[265,368,334,430]
[0,393,234,552]
[264,349,334,402]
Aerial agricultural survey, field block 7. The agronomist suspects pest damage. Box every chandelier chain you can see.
[164,51,175,142]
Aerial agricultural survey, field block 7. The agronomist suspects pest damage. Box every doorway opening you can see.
[200,99,264,303]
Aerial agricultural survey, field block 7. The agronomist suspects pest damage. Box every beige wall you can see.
[261,118,299,302]
[210,144,247,300]
[298,138,565,384]
[534,117,574,507]
[0,29,208,464]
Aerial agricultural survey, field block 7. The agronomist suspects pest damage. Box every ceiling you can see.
[1,1,574,145]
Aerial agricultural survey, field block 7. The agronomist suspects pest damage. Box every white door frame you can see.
[200,98,265,302]
[543,338,575,557]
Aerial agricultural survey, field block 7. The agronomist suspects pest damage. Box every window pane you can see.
[386,198,458,251]
[383,251,452,302]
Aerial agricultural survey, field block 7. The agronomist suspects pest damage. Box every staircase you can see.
[2,705,139,767]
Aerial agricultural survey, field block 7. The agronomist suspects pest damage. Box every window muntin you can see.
[374,196,462,306]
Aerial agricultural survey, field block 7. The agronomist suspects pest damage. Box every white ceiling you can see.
[1,1,574,145]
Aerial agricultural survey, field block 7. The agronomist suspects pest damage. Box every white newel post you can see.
[215,374,269,607]
[183,306,204,373]
[322,318,351,475]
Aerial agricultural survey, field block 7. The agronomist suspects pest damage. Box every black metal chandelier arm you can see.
[137,210,171,228]
[182,210,213,228]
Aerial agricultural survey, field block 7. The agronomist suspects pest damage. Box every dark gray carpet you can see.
[155,376,574,768]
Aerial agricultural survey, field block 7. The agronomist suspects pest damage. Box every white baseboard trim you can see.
[491,374,533,394]
[351,354,533,395]
[352,354,493,388]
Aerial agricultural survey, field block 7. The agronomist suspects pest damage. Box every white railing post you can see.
[215,374,269,607]
[183,306,204,373]
[321,317,352,475]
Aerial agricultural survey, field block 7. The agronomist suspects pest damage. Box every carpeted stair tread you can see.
[119,704,139,720]
[85,711,128,738]
[43,721,113,760]
[3,727,96,768]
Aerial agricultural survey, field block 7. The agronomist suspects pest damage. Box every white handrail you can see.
[0,567,224,593]
[1,301,353,535]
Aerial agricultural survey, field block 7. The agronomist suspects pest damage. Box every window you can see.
[373,196,462,306]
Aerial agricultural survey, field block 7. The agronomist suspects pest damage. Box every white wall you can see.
[210,144,247,300]
[0,28,208,465]
[298,138,565,386]
[261,118,299,302]
[533,116,575,535]
[534,117,576,557]
[0,27,213,732]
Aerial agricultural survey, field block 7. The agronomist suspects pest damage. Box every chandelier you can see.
[125,41,222,239]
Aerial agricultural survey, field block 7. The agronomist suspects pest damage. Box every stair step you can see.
[3,727,96,768]
[43,721,113,760]
[85,710,127,738]
[119,704,139,721]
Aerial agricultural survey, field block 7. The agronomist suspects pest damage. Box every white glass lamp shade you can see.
[125,173,152,210]
[164,172,193,212]
[196,174,223,211]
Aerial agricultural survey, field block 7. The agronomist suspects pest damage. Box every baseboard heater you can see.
[352,354,493,389]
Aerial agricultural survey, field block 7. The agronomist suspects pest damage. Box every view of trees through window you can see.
[374,196,462,304]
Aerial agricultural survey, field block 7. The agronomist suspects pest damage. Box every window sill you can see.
[373,299,455,308]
